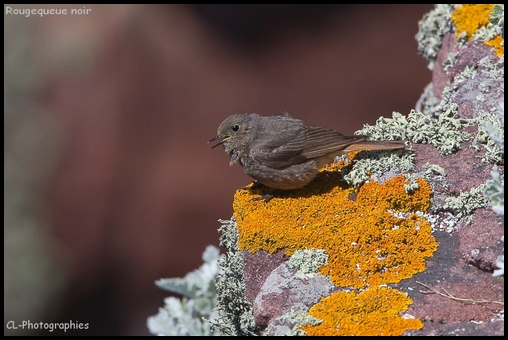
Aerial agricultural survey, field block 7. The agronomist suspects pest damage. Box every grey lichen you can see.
[484,164,504,218]
[154,245,220,300]
[428,52,504,122]
[478,55,505,79]
[211,218,256,336]
[403,173,421,194]
[473,4,505,42]
[287,249,329,280]
[493,236,504,278]
[342,105,475,188]
[265,309,322,336]
[415,4,457,70]
[145,219,261,336]
[342,152,413,188]
[472,110,504,163]
[356,106,473,155]
[482,102,504,277]
[422,162,447,187]
[147,245,221,336]
[443,51,458,73]
[442,184,489,225]
[437,57,504,123]
[415,82,442,116]
[489,4,504,39]
[254,261,336,336]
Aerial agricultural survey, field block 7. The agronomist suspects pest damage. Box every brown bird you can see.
[209,113,405,191]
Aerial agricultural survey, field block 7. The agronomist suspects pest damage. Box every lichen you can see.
[489,4,504,39]
[403,173,421,193]
[234,165,436,290]
[232,163,437,336]
[211,218,256,336]
[482,102,504,277]
[342,151,413,188]
[472,110,504,164]
[341,104,497,188]
[428,55,503,134]
[147,245,221,336]
[442,184,489,225]
[493,235,504,277]
[214,5,505,335]
[422,162,448,188]
[478,54,505,79]
[415,83,441,116]
[288,248,329,280]
[300,287,423,336]
[264,309,323,336]
[416,4,456,70]
[356,106,473,155]
[485,35,504,57]
[484,165,504,217]
[451,4,504,57]
[451,4,495,41]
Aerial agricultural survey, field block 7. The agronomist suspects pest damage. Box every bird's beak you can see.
[208,135,232,149]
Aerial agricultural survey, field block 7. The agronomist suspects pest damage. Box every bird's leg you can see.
[242,181,264,190]
[242,181,288,202]
[251,192,275,203]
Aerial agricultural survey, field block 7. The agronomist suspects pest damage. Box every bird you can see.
[209,113,405,192]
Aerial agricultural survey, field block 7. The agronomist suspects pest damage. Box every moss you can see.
[300,287,423,336]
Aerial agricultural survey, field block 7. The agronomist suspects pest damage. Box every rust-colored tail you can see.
[344,140,406,153]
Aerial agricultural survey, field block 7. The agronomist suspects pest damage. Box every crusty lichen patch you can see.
[451,4,494,41]
[300,286,423,336]
[233,157,437,334]
[485,35,504,57]
[234,161,436,290]
[451,4,504,57]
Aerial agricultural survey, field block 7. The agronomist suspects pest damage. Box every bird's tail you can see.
[344,140,406,153]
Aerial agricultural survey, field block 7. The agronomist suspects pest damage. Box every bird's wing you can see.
[251,124,367,168]
[297,127,366,159]
[248,116,307,168]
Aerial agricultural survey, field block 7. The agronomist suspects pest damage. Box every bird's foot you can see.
[242,181,287,202]
[242,181,264,190]
[251,193,275,203]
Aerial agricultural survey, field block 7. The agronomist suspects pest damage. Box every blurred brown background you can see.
[4,4,433,335]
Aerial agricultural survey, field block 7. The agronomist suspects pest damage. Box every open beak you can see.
[208,135,231,149]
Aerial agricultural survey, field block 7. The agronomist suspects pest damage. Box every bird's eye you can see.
[232,124,240,132]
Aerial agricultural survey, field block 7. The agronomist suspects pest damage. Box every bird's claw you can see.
[251,193,274,203]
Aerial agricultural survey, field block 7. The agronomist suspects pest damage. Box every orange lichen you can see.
[300,287,424,336]
[451,4,494,41]
[485,35,504,57]
[233,157,437,335]
[234,162,436,289]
